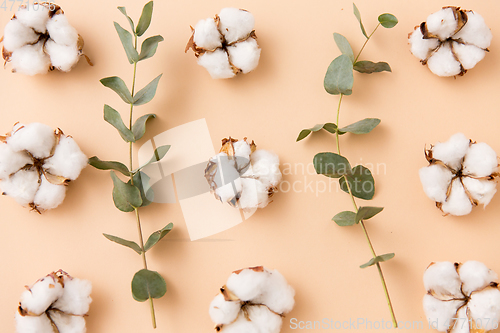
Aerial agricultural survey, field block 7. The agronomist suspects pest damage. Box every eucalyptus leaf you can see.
[338,118,381,135]
[138,35,164,61]
[144,223,173,252]
[137,145,170,171]
[339,165,375,200]
[103,105,135,142]
[132,171,154,207]
[353,61,391,74]
[110,171,143,210]
[114,22,138,64]
[112,185,134,212]
[360,253,395,268]
[333,33,354,63]
[132,114,156,140]
[296,123,338,142]
[313,152,351,178]
[353,3,368,38]
[355,206,384,224]
[378,13,398,28]
[103,233,142,254]
[117,6,135,32]
[324,54,354,95]
[100,77,133,104]
[133,74,162,106]
[131,269,166,302]
[136,1,153,37]
[88,156,130,176]
[332,211,356,226]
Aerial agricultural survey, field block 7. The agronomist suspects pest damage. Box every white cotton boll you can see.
[20,275,64,315]
[247,305,283,333]
[1,169,40,206]
[209,294,241,325]
[419,165,453,203]
[48,310,87,333]
[52,277,92,316]
[218,8,255,44]
[233,140,252,160]
[239,177,270,210]
[7,123,55,158]
[46,14,78,46]
[0,143,32,179]
[193,18,222,50]
[441,178,473,216]
[2,19,39,52]
[197,49,235,79]
[424,262,463,300]
[462,178,496,207]
[220,313,259,333]
[459,261,498,297]
[250,150,282,188]
[45,39,80,72]
[468,288,500,331]
[215,177,242,203]
[452,42,485,70]
[454,11,492,49]
[226,268,268,301]
[15,312,55,333]
[462,143,498,178]
[409,27,440,61]
[43,136,87,180]
[427,42,462,77]
[253,269,295,314]
[33,176,66,210]
[227,38,261,74]
[15,4,50,33]
[431,133,470,171]
[423,294,463,332]
[426,8,458,41]
[10,43,51,76]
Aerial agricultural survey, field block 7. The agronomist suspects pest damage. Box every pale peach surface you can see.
[1,0,500,332]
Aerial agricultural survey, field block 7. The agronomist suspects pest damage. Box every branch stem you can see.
[334,24,397,327]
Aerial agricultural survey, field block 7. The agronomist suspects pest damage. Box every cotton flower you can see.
[209,266,295,332]
[205,137,281,211]
[419,133,498,216]
[2,2,91,75]
[409,6,492,77]
[16,269,92,333]
[186,8,261,79]
[423,261,500,332]
[0,122,87,213]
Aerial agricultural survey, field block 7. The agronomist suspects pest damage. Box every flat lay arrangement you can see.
[1,1,500,332]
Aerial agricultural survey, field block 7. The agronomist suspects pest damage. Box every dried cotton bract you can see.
[419,133,498,216]
[16,270,92,333]
[186,8,261,79]
[423,261,500,332]
[0,122,87,212]
[409,7,492,76]
[205,138,281,211]
[209,266,295,332]
[2,2,90,75]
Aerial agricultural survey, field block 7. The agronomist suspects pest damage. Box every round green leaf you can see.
[314,153,351,178]
[378,14,398,28]
[324,54,354,95]
[131,269,166,302]
[332,211,356,226]
[339,165,375,200]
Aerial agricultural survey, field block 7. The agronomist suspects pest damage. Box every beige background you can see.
[1,0,500,332]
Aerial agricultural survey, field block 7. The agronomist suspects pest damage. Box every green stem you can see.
[128,34,157,329]
[334,24,397,328]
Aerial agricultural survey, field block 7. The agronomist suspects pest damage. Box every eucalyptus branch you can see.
[87,1,173,328]
[297,3,398,327]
